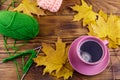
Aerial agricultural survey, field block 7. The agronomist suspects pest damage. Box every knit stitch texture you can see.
[0,11,39,40]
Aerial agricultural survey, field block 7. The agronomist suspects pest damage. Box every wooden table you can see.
[1,0,120,80]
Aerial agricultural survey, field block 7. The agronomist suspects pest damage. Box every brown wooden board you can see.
[0,0,120,80]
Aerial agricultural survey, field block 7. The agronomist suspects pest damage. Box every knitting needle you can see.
[20,46,42,80]
[0,46,42,64]
[0,46,41,80]
[20,74,26,80]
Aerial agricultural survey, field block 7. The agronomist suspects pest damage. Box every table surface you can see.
[1,0,120,80]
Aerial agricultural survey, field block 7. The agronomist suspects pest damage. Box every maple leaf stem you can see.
[11,0,15,7]
[7,2,12,10]
[6,0,18,10]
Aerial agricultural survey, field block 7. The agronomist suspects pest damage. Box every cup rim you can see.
[76,36,107,65]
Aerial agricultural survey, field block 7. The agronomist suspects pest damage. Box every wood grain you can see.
[1,0,120,80]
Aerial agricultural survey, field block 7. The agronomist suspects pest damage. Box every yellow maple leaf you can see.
[87,24,97,36]
[89,16,108,38]
[52,61,73,79]
[99,10,108,21]
[13,0,45,16]
[72,0,120,48]
[71,0,98,25]
[107,14,119,42]
[108,38,118,48]
[117,38,120,45]
[116,19,120,38]
[33,37,73,79]
[51,46,73,79]
[88,14,120,48]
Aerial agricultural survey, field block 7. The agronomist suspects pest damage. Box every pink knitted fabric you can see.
[37,0,63,12]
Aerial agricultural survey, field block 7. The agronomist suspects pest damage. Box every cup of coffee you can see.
[68,36,110,75]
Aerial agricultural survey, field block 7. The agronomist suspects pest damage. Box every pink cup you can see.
[68,36,110,75]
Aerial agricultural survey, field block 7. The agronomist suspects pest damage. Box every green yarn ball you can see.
[0,11,39,40]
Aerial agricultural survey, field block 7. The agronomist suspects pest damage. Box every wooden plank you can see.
[37,15,88,42]
[1,0,120,80]
[1,54,120,80]
[1,0,120,15]
[0,54,17,80]
[86,0,120,14]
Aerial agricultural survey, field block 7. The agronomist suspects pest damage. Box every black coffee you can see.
[80,41,103,63]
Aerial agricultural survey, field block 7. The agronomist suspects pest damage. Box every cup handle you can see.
[103,40,109,45]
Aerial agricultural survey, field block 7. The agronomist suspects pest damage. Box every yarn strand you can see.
[3,36,21,80]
